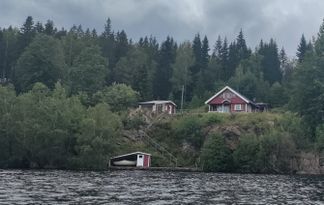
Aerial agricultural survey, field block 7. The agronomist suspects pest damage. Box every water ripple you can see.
[0,170,322,204]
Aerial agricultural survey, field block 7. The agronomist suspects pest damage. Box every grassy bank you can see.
[138,112,321,174]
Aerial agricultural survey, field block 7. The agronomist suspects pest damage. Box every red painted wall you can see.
[230,103,246,112]
[165,103,176,114]
[143,155,150,168]
[208,90,246,105]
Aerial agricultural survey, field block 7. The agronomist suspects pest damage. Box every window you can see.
[234,104,242,111]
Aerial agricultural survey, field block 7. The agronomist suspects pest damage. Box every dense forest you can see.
[0,16,323,171]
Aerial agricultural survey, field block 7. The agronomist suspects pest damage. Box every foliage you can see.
[200,134,233,172]
[171,41,194,104]
[1,16,324,173]
[289,47,324,135]
[68,45,107,95]
[258,131,296,173]
[315,124,324,151]
[114,47,155,100]
[297,34,308,63]
[153,36,176,99]
[94,83,139,112]
[233,134,261,172]
[0,83,123,169]
[258,39,282,84]
[232,131,296,173]
[172,115,205,149]
[269,82,288,107]
[14,34,66,92]
[72,103,121,169]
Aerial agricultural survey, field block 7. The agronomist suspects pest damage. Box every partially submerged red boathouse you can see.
[109,152,151,168]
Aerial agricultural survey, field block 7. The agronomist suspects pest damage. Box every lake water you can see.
[0,169,323,204]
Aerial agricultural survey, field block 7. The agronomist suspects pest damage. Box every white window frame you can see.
[234,104,242,111]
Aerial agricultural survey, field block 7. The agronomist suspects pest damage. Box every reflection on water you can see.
[0,169,323,204]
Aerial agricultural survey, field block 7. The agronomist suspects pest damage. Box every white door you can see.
[137,155,144,167]
[223,105,230,113]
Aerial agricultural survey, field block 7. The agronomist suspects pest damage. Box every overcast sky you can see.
[1,0,323,57]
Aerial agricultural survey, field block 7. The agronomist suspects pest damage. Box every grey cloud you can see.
[0,0,323,56]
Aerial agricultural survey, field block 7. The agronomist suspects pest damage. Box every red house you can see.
[205,86,267,113]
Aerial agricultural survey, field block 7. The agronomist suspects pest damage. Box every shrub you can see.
[200,134,233,172]
[172,115,205,149]
[315,124,324,151]
[233,134,261,173]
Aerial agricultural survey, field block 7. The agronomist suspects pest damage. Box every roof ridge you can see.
[205,86,251,104]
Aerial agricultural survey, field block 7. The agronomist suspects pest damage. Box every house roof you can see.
[139,100,176,106]
[110,151,151,159]
[205,86,252,104]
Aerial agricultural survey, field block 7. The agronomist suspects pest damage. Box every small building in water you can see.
[138,100,176,114]
[110,152,151,168]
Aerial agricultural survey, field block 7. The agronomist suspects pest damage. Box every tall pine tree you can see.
[258,39,282,84]
[153,37,176,99]
[296,34,307,63]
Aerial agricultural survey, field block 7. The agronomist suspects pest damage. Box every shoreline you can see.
[107,166,202,172]
[1,167,324,176]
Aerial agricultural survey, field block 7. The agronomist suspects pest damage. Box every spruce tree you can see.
[290,24,324,132]
[191,33,202,78]
[258,39,282,84]
[35,22,44,33]
[100,18,116,84]
[153,36,176,99]
[227,42,239,81]
[236,29,250,60]
[44,20,56,36]
[296,34,307,63]
[115,30,129,63]
[196,36,210,93]
[213,35,222,58]
[220,38,229,81]
[18,16,35,54]
[188,34,202,99]
[279,47,288,73]
[171,42,194,103]
[315,18,324,55]
[201,36,209,71]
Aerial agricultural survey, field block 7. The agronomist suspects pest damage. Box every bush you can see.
[315,124,324,151]
[258,131,296,173]
[232,130,296,173]
[172,115,205,149]
[277,112,310,149]
[123,112,146,130]
[233,134,261,173]
[200,134,233,172]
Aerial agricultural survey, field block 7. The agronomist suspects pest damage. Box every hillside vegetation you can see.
[0,17,324,173]
[141,112,321,173]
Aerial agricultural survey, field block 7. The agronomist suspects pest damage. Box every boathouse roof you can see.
[111,151,151,159]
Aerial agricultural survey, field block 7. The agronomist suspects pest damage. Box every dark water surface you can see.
[0,169,323,204]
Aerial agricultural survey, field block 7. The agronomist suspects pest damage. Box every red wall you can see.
[208,89,250,112]
[208,89,246,104]
[209,94,246,104]
[230,103,246,112]
[143,155,150,168]
[166,103,176,114]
